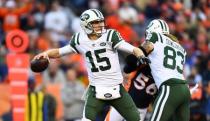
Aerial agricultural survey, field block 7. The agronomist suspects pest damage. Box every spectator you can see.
[61,65,85,121]
[36,29,52,51]
[191,7,206,24]
[0,63,7,83]
[42,60,66,85]
[144,0,161,20]
[188,66,203,86]
[0,0,32,32]
[203,81,210,121]
[201,10,210,31]
[42,86,57,121]
[44,1,69,42]
[106,4,140,46]
[32,1,47,30]
[27,77,45,121]
[1,110,12,121]
[202,59,210,85]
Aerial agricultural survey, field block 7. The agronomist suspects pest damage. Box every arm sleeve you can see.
[58,45,75,56]
[123,54,138,73]
[116,41,135,54]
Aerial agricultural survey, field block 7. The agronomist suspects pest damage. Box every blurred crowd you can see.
[0,0,209,121]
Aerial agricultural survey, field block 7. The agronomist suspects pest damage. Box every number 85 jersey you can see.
[146,32,187,88]
[69,29,124,86]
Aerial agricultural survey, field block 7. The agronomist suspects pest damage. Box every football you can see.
[30,58,49,72]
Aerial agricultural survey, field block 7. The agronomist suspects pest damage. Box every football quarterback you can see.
[33,9,150,121]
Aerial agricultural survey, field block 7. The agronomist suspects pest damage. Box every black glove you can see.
[137,56,151,66]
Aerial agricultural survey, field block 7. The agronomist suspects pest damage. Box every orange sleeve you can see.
[105,15,119,29]
[124,71,137,91]
[0,8,8,17]
[14,3,33,16]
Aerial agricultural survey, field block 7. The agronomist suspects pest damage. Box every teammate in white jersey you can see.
[140,19,191,121]
[33,9,150,121]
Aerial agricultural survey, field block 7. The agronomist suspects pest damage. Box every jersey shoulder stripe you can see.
[75,33,80,45]
[146,32,158,43]
[70,33,80,53]
[106,29,123,48]
[112,30,123,48]
[157,33,163,43]
[107,29,114,42]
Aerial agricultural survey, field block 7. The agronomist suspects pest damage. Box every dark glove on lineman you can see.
[137,56,151,66]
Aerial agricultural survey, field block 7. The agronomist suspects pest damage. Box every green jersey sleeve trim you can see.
[111,30,123,48]
[107,29,114,42]
[146,32,158,43]
[70,33,80,53]
[106,30,111,42]
[75,33,80,45]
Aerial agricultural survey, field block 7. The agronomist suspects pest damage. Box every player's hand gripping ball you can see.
[31,53,49,72]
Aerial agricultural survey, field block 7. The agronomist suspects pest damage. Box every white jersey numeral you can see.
[134,73,157,95]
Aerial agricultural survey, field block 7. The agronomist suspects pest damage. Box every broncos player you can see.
[106,51,157,121]
[33,9,150,121]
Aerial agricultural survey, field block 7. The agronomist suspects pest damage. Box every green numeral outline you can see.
[163,46,176,70]
[177,51,184,74]
[163,46,185,74]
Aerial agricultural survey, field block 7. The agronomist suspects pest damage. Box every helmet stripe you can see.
[162,20,167,32]
[158,20,164,31]
[96,9,103,18]
[163,21,168,32]
[91,9,99,17]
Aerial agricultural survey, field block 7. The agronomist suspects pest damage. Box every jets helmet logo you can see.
[80,13,90,21]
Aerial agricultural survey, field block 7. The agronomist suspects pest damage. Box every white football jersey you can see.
[69,29,124,86]
[146,32,187,88]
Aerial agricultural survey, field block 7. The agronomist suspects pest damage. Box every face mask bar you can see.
[88,20,107,36]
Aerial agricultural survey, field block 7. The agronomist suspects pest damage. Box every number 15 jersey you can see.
[146,32,187,88]
[69,29,124,86]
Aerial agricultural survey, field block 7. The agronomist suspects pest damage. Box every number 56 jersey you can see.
[146,32,187,88]
[69,29,124,86]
